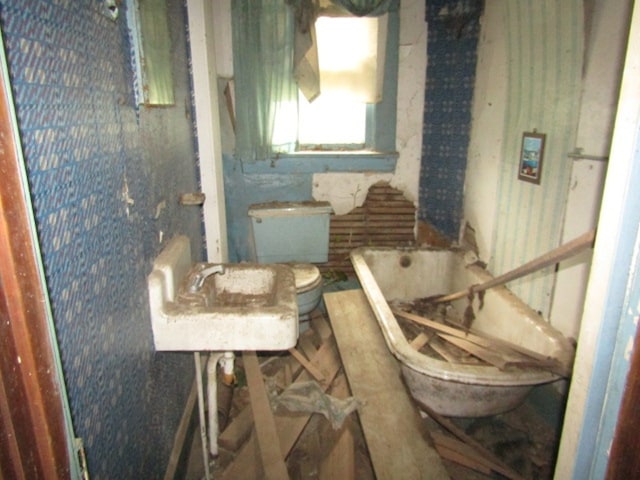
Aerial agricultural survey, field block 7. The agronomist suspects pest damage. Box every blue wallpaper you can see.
[0,1,203,478]
[419,0,481,239]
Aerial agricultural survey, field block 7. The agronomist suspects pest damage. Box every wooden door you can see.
[0,38,74,479]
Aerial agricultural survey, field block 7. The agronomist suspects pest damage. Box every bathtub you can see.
[350,246,575,417]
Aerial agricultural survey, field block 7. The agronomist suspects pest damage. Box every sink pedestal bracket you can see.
[195,350,236,477]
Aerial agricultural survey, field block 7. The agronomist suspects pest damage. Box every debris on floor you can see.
[184,303,561,480]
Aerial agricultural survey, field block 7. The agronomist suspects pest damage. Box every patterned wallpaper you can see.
[419,0,481,239]
[0,1,203,478]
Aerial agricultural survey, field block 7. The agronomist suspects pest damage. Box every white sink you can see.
[148,235,298,351]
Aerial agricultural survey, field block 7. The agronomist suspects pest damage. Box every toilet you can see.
[248,201,333,330]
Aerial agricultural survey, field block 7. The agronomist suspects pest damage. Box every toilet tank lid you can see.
[248,201,333,218]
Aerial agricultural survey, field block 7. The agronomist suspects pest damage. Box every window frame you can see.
[241,7,399,173]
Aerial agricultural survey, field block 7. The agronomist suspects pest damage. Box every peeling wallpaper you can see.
[0,0,203,477]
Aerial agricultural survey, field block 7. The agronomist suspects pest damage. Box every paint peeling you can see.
[121,174,135,217]
[154,200,166,219]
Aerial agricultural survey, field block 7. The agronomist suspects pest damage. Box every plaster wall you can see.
[549,0,631,339]
[464,0,507,260]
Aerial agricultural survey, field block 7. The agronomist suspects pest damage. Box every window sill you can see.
[240,151,398,174]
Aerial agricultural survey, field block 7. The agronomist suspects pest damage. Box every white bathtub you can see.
[350,246,575,417]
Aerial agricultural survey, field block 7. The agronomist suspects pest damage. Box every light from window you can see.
[297,15,385,148]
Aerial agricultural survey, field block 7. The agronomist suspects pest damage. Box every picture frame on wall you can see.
[518,131,546,184]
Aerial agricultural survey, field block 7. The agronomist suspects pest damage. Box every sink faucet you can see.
[188,264,225,292]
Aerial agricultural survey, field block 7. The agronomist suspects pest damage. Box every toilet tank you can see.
[249,201,333,263]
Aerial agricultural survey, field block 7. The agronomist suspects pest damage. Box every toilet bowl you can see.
[248,201,333,327]
[290,263,323,328]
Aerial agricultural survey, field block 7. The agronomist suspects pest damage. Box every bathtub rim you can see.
[350,246,574,387]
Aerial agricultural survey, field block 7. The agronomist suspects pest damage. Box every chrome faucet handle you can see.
[189,264,226,293]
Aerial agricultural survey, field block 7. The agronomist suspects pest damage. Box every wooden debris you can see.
[221,339,341,479]
[319,374,355,480]
[297,334,318,360]
[437,333,511,369]
[325,289,449,480]
[208,304,560,480]
[415,400,526,480]
[217,405,254,453]
[243,351,289,480]
[392,307,569,376]
[431,432,497,476]
[288,347,326,383]
[310,312,333,342]
[428,337,478,364]
[408,331,431,350]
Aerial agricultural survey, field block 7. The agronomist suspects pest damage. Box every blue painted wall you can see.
[223,154,313,262]
[419,0,481,239]
[0,1,202,477]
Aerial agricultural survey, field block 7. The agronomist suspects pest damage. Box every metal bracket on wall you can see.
[179,192,206,206]
[568,148,609,162]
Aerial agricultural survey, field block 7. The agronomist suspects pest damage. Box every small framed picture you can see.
[518,131,546,184]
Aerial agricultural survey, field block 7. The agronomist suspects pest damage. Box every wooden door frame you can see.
[0,36,77,479]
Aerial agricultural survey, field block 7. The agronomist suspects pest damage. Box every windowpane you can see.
[298,15,383,147]
[298,91,366,145]
[315,15,381,103]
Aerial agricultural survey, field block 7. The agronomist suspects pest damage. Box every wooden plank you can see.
[218,405,254,453]
[311,313,333,342]
[437,334,509,369]
[222,340,341,479]
[243,351,289,480]
[297,334,318,361]
[288,347,326,383]
[324,289,450,480]
[429,339,463,363]
[408,332,431,350]
[220,348,310,453]
[416,400,526,480]
[319,374,355,480]
[434,445,493,475]
[164,379,198,480]
[432,431,517,475]
[392,308,569,376]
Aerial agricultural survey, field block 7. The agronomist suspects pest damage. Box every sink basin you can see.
[148,235,298,351]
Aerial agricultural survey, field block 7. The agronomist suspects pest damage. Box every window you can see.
[232,0,398,166]
[297,15,384,148]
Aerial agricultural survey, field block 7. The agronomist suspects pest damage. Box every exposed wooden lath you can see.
[319,182,416,277]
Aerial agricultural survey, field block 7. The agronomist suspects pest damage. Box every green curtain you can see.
[331,0,393,16]
[232,0,297,161]
[231,0,396,161]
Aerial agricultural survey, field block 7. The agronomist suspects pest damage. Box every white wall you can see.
[549,0,631,339]
[464,0,630,339]
[463,1,507,262]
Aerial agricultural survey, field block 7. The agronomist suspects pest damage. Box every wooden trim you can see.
[0,50,71,479]
[324,289,449,480]
[606,323,640,479]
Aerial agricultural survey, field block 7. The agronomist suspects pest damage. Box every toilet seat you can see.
[289,263,323,293]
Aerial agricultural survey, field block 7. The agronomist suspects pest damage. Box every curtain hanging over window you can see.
[232,0,297,161]
[289,0,394,102]
[231,0,396,161]
[329,0,393,16]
